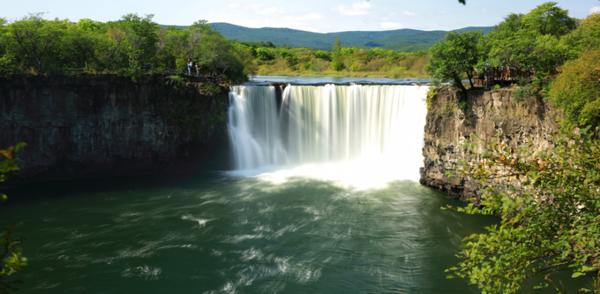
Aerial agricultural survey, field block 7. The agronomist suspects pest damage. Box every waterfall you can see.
[227,84,428,185]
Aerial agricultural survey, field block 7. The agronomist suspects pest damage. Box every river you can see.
[2,79,557,293]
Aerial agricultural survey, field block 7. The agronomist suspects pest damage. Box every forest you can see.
[0,13,255,82]
[0,13,432,81]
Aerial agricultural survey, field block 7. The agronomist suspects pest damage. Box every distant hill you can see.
[208,23,493,53]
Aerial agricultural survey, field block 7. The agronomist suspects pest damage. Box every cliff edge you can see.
[0,74,228,182]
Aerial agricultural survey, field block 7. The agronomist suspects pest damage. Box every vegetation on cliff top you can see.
[0,13,253,83]
[242,39,429,78]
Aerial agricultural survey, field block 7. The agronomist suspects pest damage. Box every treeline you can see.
[235,39,429,78]
[0,13,256,82]
[427,2,600,127]
[426,2,600,128]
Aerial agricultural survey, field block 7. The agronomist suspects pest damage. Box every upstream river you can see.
[0,78,566,293]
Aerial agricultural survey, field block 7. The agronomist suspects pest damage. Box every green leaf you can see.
[572,272,585,278]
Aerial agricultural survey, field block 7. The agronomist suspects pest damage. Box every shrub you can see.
[549,49,600,127]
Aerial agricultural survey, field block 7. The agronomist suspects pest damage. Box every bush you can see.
[0,143,27,293]
[549,49,600,127]
[447,127,600,293]
[314,51,332,62]
[366,58,386,71]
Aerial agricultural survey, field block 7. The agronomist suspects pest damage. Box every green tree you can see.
[549,49,600,128]
[59,22,101,69]
[118,13,160,68]
[96,27,126,70]
[447,127,600,293]
[331,37,345,71]
[284,54,299,70]
[314,51,331,62]
[425,30,485,93]
[561,13,600,60]
[6,13,64,72]
[0,143,27,293]
[485,2,575,85]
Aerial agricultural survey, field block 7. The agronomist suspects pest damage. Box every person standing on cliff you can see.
[195,63,199,77]
[188,61,192,76]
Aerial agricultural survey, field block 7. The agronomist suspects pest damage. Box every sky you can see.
[2,0,599,33]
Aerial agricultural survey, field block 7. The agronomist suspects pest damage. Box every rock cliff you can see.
[0,74,228,182]
[419,87,561,200]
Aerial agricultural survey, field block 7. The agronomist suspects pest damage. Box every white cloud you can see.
[591,6,600,14]
[402,11,416,17]
[380,22,404,29]
[482,9,488,13]
[228,3,239,9]
[332,2,373,16]
[256,7,287,15]
[280,13,323,21]
[245,3,266,10]
[437,11,448,15]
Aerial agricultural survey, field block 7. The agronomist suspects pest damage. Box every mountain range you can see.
[209,23,493,52]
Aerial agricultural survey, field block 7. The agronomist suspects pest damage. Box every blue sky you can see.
[2,0,599,32]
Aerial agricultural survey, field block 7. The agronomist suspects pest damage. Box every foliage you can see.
[446,126,600,293]
[561,13,600,60]
[425,30,486,94]
[0,143,27,293]
[250,40,426,77]
[167,75,186,88]
[0,14,253,82]
[314,51,331,61]
[549,49,600,128]
[513,80,539,104]
[331,38,345,71]
[484,2,576,85]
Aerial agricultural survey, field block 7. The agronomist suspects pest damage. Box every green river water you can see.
[0,82,578,293]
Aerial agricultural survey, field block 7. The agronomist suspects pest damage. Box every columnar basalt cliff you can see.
[419,87,561,200]
[0,74,228,182]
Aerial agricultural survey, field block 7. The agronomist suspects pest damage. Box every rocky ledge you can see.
[419,87,561,200]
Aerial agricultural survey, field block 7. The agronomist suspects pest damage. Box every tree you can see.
[425,30,485,94]
[118,13,160,68]
[96,27,126,70]
[0,143,27,293]
[446,126,600,293]
[331,37,345,71]
[485,2,576,85]
[561,12,600,60]
[6,13,64,72]
[522,2,576,37]
[549,49,600,128]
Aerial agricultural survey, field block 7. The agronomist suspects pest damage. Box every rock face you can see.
[419,87,561,200]
[0,74,229,182]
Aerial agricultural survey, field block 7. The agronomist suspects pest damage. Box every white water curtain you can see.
[228,84,428,177]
